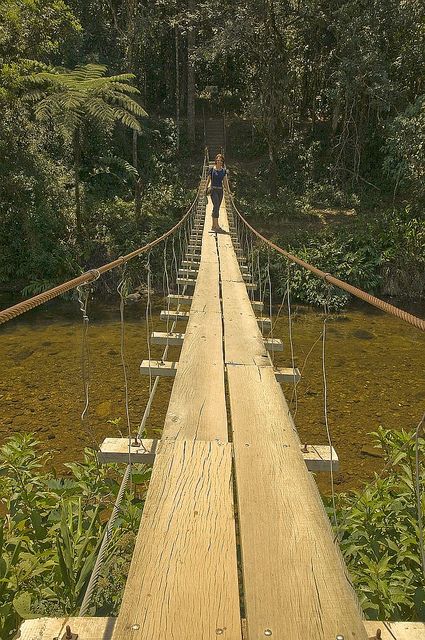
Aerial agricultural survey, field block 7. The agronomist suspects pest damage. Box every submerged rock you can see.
[361,444,383,458]
[352,329,374,340]
[96,400,112,417]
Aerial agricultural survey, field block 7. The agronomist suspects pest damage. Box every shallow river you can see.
[0,293,424,494]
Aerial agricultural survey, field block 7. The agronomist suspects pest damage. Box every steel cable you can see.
[225,186,425,333]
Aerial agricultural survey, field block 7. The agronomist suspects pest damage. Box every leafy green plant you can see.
[0,434,148,638]
[330,428,425,621]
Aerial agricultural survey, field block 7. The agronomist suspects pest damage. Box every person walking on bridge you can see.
[205,153,228,232]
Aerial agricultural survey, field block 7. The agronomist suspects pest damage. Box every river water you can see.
[1,293,424,494]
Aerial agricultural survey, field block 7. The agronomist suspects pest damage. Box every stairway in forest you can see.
[205,117,225,157]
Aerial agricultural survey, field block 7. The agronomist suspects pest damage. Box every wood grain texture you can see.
[111,441,241,640]
[226,364,367,640]
[162,197,227,442]
[387,622,425,639]
[17,617,116,640]
[17,619,425,640]
[217,200,367,640]
[98,437,157,464]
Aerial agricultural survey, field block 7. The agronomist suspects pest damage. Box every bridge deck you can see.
[19,182,424,640]
[20,618,425,640]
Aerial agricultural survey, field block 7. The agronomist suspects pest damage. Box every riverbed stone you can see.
[96,400,112,417]
[361,444,384,458]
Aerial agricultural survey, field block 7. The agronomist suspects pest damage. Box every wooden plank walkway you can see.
[217,203,368,640]
[111,441,241,640]
[110,189,242,640]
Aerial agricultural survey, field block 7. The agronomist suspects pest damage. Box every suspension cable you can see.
[0,159,209,327]
[225,184,425,333]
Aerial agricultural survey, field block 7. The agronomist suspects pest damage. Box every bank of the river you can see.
[1,294,424,494]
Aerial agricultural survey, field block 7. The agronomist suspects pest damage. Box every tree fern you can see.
[26,64,148,236]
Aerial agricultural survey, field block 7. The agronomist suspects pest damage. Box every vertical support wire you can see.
[322,282,338,531]
[145,251,153,390]
[76,276,100,453]
[163,239,171,347]
[287,262,298,417]
[172,235,179,298]
[415,411,425,579]
[117,267,133,488]
[257,249,264,333]
[266,249,274,364]
[249,234,255,303]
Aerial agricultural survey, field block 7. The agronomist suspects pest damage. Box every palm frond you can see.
[111,107,142,131]
[98,156,139,178]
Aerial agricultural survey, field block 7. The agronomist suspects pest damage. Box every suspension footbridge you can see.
[2,154,424,640]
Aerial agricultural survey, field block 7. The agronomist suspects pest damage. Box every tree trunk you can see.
[133,129,142,221]
[187,0,196,147]
[175,25,180,151]
[73,127,82,238]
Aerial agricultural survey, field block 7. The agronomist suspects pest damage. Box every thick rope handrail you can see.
[225,184,425,333]
[0,187,202,326]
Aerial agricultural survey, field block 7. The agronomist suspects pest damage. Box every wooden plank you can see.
[151,331,185,345]
[217,201,368,640]
[387,622,425,639]
[160,310,190,321]
[363,622,395,639]
[18,617,116,640]
[257,316,271,329]
[182,259,201,267]
[98,438,337,472]
[176,277,197,286]
[251,300,264,311]
[302,444,339,472]
[161,193,228,442]
[264,338,283,352]
[18,619,425,640]
[178,268,198,277]
[140,360,177,377]
[274,366,301,382]
[226,365,366,640]
[111,441,241,640]
[98,438,158,464]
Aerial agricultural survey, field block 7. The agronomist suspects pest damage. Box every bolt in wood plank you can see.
[111,441,241,640]
[99,438,158,464]
[217,199,368,640]
[140,360,177,377]
[160,310,190,321]
[151,331,185,345]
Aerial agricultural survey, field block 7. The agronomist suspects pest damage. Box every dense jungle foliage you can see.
[0,0,424,302]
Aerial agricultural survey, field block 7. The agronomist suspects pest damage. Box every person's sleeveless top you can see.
[209,167,228,188]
